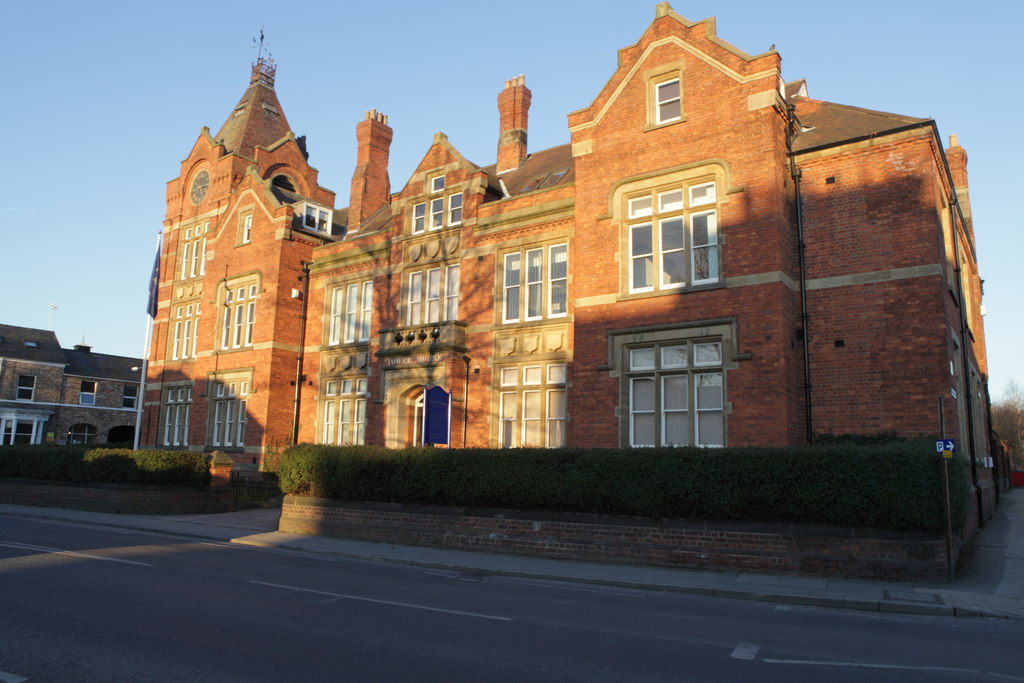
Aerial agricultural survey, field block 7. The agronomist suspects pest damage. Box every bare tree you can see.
[992,380,1024,470]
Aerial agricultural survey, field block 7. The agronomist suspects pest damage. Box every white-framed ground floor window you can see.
[321,377,368,446]
[0,411,49,445]
[497,362,567,448]
[627,340,724,447]
[162,385,192,447]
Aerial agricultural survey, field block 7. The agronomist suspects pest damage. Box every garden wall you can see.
[280,495,952,581]
[0,479,234,515]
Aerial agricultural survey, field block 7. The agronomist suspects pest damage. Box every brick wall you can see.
[280,495,951,581]
[0,480,234,514]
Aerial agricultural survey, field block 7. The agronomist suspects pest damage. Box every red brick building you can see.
[141,4,990,476]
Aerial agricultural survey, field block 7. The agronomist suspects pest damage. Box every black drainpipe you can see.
[291,261,311,445]
[790,160,814,444]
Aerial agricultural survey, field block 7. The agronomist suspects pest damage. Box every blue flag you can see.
[146,241,161,318]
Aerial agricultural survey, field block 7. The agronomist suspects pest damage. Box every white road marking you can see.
[492,577,647,598]
[731,643,759,660]
[763,658,978,674]
[0,671,27,683]
[990,674,1024,681]
[249,580,512,621]
[0,542,153,567]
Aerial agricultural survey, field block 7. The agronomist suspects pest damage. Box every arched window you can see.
[271,175,296,192]
[68,423,97,445]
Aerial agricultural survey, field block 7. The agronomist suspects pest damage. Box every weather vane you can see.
[253,27,270,63]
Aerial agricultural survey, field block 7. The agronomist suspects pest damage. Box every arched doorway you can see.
[107,425,135,445]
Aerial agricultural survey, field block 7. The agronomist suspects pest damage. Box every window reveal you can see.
[628,182,718,292]
[221,284,258,350]
[329,280,373,345]
[502,243,568,323]
[628,340,724,447]
[162,387,192,447]
[321,378,368,446]
[498,363,567,448]
[212,380,248,448]
[407,265,460,326]
[179,223,208,280]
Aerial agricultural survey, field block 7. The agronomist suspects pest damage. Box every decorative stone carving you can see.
[498,337,517,357]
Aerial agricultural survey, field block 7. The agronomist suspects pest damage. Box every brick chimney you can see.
[349,109,393,229]
[497,75,532,173]
[946,134,974,240]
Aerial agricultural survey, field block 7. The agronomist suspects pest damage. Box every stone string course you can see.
[281,495,950,581]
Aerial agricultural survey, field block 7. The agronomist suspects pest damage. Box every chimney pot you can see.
[497,75,532,173]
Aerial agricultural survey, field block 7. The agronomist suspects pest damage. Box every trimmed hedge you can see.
[0,445,210,487]
[278,441,970,533]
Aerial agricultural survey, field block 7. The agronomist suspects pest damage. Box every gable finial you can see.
[250,27,276,87]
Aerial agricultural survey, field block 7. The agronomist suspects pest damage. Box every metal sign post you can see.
[936,395,955,582]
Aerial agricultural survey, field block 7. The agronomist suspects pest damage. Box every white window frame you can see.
[329,280,373,345]
[655,77,682,125]
[241,214,253,244]
[627,340,724,448]
[412,203,426,234]
[179,223,208,280]
[211,380,248,448]
[319,378,368,446]
[79,380,96,406]
[502,243,569,323]
[220,282,257,350]
[301,203,332,233]
[497,362,567,448]
[626,182,719,294]
[407,265,459,325]
[162,387,192,447]
[122,385,138,409]
[447,193,463,226]
[16,375,35,401]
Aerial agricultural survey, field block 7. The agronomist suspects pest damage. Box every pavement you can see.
[2,488,1023,621]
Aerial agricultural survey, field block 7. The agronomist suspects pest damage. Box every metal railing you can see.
[229,469,282,503]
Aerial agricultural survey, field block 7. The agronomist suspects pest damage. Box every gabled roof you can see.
[64,347,141,382]
[791,96,930,152]
[213,59,293,159]
[0,324,65,364]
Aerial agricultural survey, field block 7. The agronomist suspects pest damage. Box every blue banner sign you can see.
[423,386,451,445]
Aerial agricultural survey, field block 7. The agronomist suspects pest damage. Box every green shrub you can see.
[277,440,969,533]
[0,445,209,487]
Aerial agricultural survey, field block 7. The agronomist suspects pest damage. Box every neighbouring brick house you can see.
[0,324,141,445]
[140,3,993,503]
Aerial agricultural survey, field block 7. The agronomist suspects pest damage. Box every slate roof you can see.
[63,347,141,382]
[790,96,930,153]
[0,324,65,364]
[480,143,575,200]
[0,324,141,381]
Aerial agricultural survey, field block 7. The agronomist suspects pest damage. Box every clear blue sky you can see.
[2,1,1020,402]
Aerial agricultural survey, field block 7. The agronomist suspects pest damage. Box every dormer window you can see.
[301,203,332,233]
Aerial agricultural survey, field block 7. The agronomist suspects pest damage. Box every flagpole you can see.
[134,232,162,450]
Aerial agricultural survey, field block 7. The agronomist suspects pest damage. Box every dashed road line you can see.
[250,580,512,621]
[762,658,978,674]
